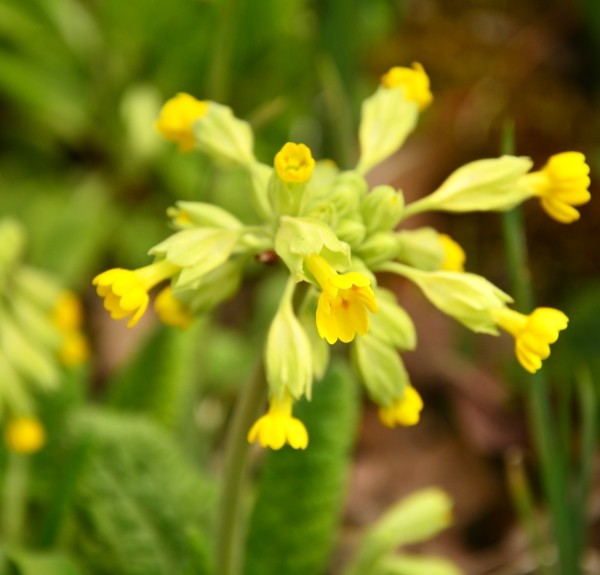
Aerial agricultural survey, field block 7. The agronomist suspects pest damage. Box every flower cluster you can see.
[0,219,88,447]
[94,63,589,450]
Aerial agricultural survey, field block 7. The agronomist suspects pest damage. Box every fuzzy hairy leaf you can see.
[244,361,360,575]
[66,409,214,575]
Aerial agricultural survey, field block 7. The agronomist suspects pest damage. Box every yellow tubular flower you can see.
[521,152,591,223]
[155,93,209,151]
[381,62,433,111]
[438,234,466,272]
[274,142,315,183]
[92,260,180,328]
[492,307,569,374]
[5,417,45,454]
[247,393,308,450]
[154,285,193,329]
[378,386,424,428]
[305,254,378,344]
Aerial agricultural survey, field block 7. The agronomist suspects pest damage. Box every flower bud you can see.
[167,201,242,230]
[361,185,405,233]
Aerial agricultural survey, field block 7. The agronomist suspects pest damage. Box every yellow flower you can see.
[92,260,179,328]
[154,285,193,329]
[305,254,378,344]
[58,331,89,366]
[492,307,569,373]
[247,393,308,450]
[5,417,45,454]
[51,291,89,366]
[521,152,591,223]
[438,234,466,272]
[381,63,433,111]
[51,291,84,330]
[155,93,209,152]
[274,142,315,183]
[378,386,424,428]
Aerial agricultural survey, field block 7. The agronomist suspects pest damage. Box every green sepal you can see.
[352,334,409,406]
[274,216,350,282]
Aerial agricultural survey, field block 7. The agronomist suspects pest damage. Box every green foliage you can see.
[106,323,202,430]
[64,408,215,575]
[4,550,84,575]
[244,362,360,575]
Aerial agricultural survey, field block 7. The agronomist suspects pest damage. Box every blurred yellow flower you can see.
[247,393,308,450]
[381,63,433,111]
[378,386,424,428]
[438,234,466,272]
[305,254,378,344]
[51,291,84,330]
[155,93,208,151]
[154,285,192,329]
[521,152,591,223]
[93,261,179,328]
[493,307,569,373]
[52,291,89,366]
[5,417,45,454]
[274,142,315,183]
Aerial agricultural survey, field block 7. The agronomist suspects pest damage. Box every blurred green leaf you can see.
[373,553,464,575]
[5,550,83,575]
[65,408,215,575]
[106,322,202,431]
[244,361,360,575]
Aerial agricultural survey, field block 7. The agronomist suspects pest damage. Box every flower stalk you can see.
[216,357,267,575]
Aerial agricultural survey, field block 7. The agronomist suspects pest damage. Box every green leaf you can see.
[244,361,360,575]
[106,322,202,431]
[65,408,215,575]
[373,553,464,575]
[5,550,84,575]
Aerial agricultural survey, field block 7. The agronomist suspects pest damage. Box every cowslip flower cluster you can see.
[0,219,88,424]
[94,63,589,449]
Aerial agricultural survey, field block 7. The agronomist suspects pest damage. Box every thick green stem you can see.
[215,357,267,575]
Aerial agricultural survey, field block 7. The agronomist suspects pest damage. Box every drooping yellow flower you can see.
[247,393,308,450]
[438,234,466,272]
[5,417,45,454]
[492,307,569,374]
[378,386,424,428]
[381,63,433,111]
[155,93,209,152]
[154,285,193,329]
[274,142,315,183]
[305,254,378,344]
[521,152,591,223]
[92,260,179,328]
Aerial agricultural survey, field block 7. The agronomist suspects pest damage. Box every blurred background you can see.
[0,0,599,573]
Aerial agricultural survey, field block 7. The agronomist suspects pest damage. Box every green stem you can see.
[215,357,267,575]
[501,189,578,574]
[208,0,239,102]
[1,453,28,545]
